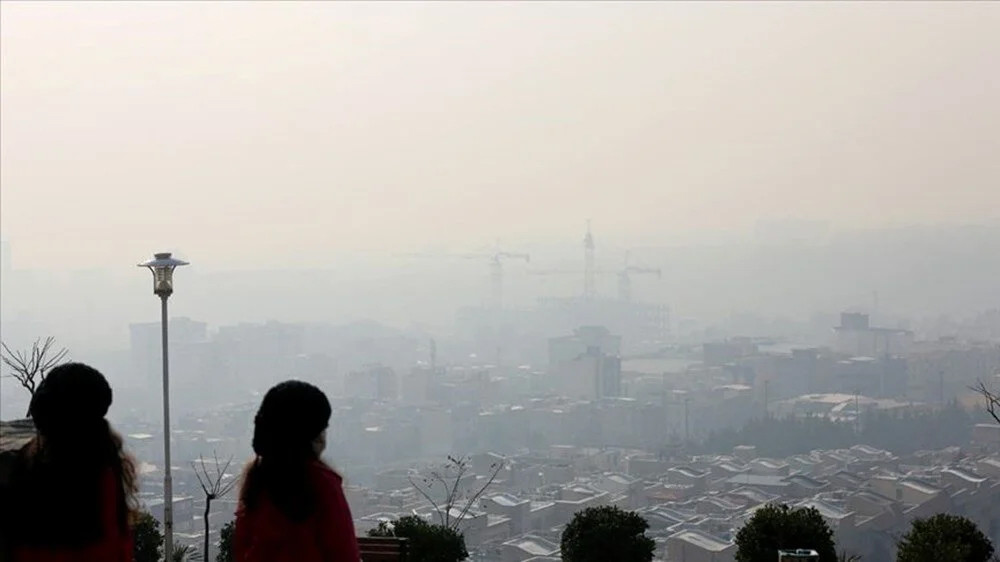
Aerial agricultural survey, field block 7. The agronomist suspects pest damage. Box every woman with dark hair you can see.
[4,362,137,562]
[235,380,360,562]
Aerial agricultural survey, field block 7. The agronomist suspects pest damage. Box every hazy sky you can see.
[2,1,998,270]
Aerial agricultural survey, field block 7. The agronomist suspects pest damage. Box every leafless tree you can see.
[192,452,238,562]
[1,337,68,412]
[409,455,504,531]
[972,379,1000,425]
[172,543,192,562]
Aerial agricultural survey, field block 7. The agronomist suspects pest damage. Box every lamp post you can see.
[138,252,188,562]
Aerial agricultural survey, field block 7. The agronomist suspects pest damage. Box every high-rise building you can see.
[548,326,621,365]
[129,317,208,385]
[548,326,622,400]
[834,312,913,358]
[346,365,398,401]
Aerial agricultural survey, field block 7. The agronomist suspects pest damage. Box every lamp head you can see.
[138,252,189,297]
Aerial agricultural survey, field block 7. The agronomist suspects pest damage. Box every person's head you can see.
[241,380,332,521]
[252,380,331,460]
[29,362,113,443]
[8,362,137,547]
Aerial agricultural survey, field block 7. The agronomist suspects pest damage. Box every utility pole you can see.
[763,379,770,417]
[854,390,861,434]
[683,397,690,444]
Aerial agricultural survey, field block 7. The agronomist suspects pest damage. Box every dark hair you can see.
[6,363,138,547]
[239,380,332,521]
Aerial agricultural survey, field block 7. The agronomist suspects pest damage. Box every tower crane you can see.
[534,221,602,300]
[482,247,530,311]
[617,251,662,303]
[397,241,529,310]
[530,224,662,303]
[584,220,596,300]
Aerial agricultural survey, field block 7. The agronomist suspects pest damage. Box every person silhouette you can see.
[235,380,359,562]
[4,363,136,562]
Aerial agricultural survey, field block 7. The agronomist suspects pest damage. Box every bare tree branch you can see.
[191,451,236,562]
[455,460,505,529]
[410,455,506,531]
[972,379,1000,425]
[192,460,210,495]
[217,456,238,498]
[430,470,452,526]
[430,470,449,490]
[1,337,69,411]
[408,474,446,527]
[444,457,469,528]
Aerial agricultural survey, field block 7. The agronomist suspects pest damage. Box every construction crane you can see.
[397,241,529,310]
[617,251,662,303]
[482,247,530,311]
[534,221,601,299]
[584,220,596,300]
[530,224,662,302]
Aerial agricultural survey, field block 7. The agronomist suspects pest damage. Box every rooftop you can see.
[899,478,941,495]
[503,535,560,556]
[796,499,852,521]
[785,475,828,489]
[670,466,707,479]
[725,474,789,488]
[831,471,864,486]
[488,493,528,507]
[942,467,987,484]
[728,486,779,504]
[530,500,556,512]
[668,529,733,552]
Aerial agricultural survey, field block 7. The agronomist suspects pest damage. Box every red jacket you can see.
[235,461,360,562]
[11,468,132,562]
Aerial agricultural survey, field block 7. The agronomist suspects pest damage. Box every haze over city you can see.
[3,1,999,345]
[2,3,1000,562]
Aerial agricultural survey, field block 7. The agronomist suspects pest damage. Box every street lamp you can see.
[138,252,188,562]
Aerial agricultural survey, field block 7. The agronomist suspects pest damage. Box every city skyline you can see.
[2,3,1000,561]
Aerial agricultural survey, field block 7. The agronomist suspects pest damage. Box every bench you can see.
[357,536,409,562]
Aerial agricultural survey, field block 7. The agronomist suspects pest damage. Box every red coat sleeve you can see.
[99,468,132,562]
[234,503,252,561]
[316,469,361,562]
